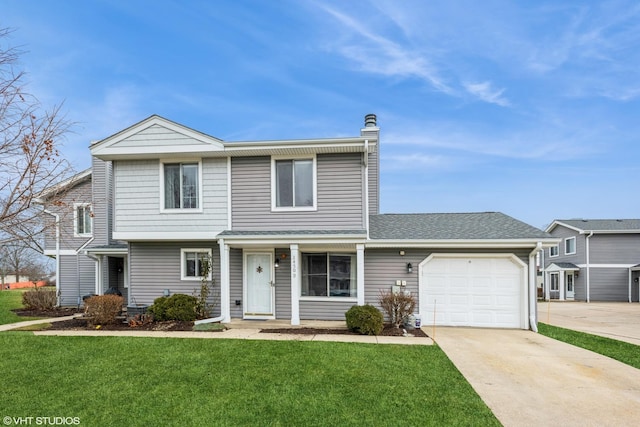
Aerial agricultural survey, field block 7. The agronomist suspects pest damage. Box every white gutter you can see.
[42,208,61,306]
[585,231,593,302]
[529,242,542,332]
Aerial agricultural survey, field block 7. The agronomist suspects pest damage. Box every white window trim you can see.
[180,248,212,281]
[159,159,204,213]
[564,237,576,255]
[271,155,317,212]
[73,203,93,238]
[300,252,356,298]
[549,245,559,257]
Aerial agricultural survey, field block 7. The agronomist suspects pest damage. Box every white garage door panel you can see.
[420,255,524,328]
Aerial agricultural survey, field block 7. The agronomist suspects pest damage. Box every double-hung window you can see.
[565,237,576,255]
[181,249,212,280]
[74,203,92,237]
[273,158,315,209]
[301,253,356,298]
[164,162,199,210]
[550,245,559,257]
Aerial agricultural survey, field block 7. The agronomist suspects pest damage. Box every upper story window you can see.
[301,253,356,298]
[163,162,200,210]
[74,203,92,237]
[272,157,316,210]
[181,248,212,280]
[549,245,559,257]
[565,237,576,255]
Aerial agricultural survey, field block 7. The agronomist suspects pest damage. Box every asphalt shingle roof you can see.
[369,212,551,240]
[555,219,640,232]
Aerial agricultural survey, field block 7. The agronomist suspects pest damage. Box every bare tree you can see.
[0,27,74,251]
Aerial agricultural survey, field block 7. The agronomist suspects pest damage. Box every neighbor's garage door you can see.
[420,255,525,328]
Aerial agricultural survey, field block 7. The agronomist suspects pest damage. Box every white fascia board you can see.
[365,238,560,249]
[84,248,128,255]
[221,235,366,247]
[545,221,584,233]
[43,250,78,256]
[112,231,222,241]
[580,229,640,235]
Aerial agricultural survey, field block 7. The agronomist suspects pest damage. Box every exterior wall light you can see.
[274,257,280,268]
[407,263,413,274]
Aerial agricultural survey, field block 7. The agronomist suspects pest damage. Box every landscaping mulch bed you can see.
[261,325,429,337]
[14,308,428,337]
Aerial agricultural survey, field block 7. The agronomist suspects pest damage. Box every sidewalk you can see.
[1,316,433,345]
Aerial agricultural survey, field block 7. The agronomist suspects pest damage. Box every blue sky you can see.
[3,0,639,229]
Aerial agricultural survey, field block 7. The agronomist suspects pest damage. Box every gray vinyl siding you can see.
[300,300,355,321]
[58,254,95,307]
[632,272,639,302]
[545,225,585,265]
[113,158,227,235]
[231,154,365,230]
[364,248,531,321]
[229,249,243,319]
[589,234,640,264]
[128,241,221,316]
[274,249,291,319]
[587,267,630,301]
[91,157,110,246]
[43,179,93,252]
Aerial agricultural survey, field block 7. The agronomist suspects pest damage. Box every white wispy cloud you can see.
[316,4,453,94]
[463,81,510,107]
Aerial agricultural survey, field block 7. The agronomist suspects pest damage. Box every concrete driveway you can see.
[538,301,640,345]
[435,327,640,427]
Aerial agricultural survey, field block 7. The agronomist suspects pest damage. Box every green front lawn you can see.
[538,322,640,369]
[0,289,41,325]
[0,334,499,426]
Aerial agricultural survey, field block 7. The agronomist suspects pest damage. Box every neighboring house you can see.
[543,219,640,302]
[43,114,557,329]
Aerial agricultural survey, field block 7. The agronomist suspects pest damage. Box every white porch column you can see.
[219,239,231,323]
[357,244,365,306]
[559,272,566,301]
[290,244,300,325]
[95,255,103,295]
[545,271,550,301]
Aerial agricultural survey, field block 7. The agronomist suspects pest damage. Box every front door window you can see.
[245,253,274,317]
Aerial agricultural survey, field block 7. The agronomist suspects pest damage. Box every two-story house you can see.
[544,219,640,302]
[44,114,557,329]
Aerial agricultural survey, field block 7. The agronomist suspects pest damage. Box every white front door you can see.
[244,252,275,318]
[566,273,575,300]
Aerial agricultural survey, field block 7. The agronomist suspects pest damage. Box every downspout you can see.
[529,242,542,332]
[42,208,61,306]
[585,231,593,302]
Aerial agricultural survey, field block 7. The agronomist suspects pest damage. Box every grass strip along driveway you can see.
[0,290,498,427]
[538,322,640,370]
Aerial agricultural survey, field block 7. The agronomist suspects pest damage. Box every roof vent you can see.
[364,114,377,127]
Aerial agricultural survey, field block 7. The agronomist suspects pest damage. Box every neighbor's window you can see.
[181,249,212,280]
[75,203,92,236]
[274,158,314,208]
[565,237,576,255]
[301,253,356,297]
[550,245,559,257]
[164,163,199,209]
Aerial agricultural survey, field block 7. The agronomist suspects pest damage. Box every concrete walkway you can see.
[0,316,432,345]
[538,301,640,345]
[435,327,640,427]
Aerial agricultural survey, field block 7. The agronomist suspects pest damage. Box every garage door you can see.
[420,254,525,328]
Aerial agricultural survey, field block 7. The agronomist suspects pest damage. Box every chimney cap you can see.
[364,114,377,127]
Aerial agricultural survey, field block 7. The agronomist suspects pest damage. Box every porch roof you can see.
[547,262,580,272]
[84,243,128,255]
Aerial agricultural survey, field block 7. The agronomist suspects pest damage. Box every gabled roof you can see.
[369,212,554,247]
[546,219,640,234]
[90,114,377,161]
[546,262,580,272]
[35,168,92,201]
